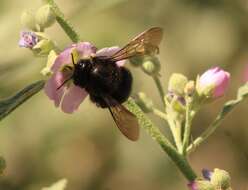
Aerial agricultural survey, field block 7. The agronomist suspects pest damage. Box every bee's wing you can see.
[104,97,139,141]
[109,27,163,62]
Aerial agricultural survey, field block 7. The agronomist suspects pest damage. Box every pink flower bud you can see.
[198,67,230,98]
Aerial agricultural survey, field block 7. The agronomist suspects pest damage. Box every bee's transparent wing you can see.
[109,27,163,61]
[104,97,139,141]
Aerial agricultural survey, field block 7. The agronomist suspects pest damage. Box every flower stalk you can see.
[152,75,166,106]
[182,98,194,155]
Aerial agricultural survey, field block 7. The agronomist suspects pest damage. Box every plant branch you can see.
[125,98,197,181]
[187,83,248,154]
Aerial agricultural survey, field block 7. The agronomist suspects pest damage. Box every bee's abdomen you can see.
[111,67,132,104]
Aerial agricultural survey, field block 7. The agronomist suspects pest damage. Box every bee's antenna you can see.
[56,77,73,90]
[71,53,76,66]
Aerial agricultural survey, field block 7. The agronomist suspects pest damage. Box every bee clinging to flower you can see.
[45,27,164,141]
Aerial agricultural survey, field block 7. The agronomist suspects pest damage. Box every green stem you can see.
[182,99,193,155]
[187,114,225,154]
[44,0,80,42]
[167,118,183,152]
[152,76,166,107]
[125,99,197,181]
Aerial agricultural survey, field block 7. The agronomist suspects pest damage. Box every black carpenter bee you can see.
[60,27,163,141]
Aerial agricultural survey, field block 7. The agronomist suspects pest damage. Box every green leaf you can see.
[0,80,45,122]
[42,179,67,190]
[218,83,248,118]
[187,83,248,153]
[0,156,6,175]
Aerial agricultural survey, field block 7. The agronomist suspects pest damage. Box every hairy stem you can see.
[152,76,166,107]
[44,0,80,42]
[182,99,193,155]
[167,118,183,152]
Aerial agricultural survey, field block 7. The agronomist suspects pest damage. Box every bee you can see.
[62,27,163,141]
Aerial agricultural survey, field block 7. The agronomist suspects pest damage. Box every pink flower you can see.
[198,67,230,98]
[244,64,248,82]
[44,42,126,113]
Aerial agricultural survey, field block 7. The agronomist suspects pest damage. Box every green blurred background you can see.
[0,0,248,189]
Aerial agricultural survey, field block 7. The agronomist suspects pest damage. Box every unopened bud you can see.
[184,80,195,96]
[196,67,230,99]
[168,73,188,96]
[141,56,160,75]
[35,4,55,29]
[21,10,37,30]
[210,168,231,190]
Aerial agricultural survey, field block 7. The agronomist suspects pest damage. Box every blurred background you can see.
[0,0,248,189]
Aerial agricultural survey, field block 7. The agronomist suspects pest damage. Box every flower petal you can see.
[96,46,126,67]
[96,46,120,57]
[51,42,97,72]
[75,42,97,57]
[44,72,65,107]
[61,85,88,113]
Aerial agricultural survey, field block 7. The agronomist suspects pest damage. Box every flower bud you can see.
[141,56,160,75]
[184,81,195,96]
[41,50,58,76]
[188,180,215,190]
[35,4,55,29]
[210,168,231,190]
[197,67,230,99]
[135,92,154,113]
[21,10,37,31]
[168,73,188,96]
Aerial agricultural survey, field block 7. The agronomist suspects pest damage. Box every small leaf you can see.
[219,83,248,118]
[0,156,6,175]
[0,80,45,122]
[187,83,248,153]
[237,82,248,99]
[42,179,67,190]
